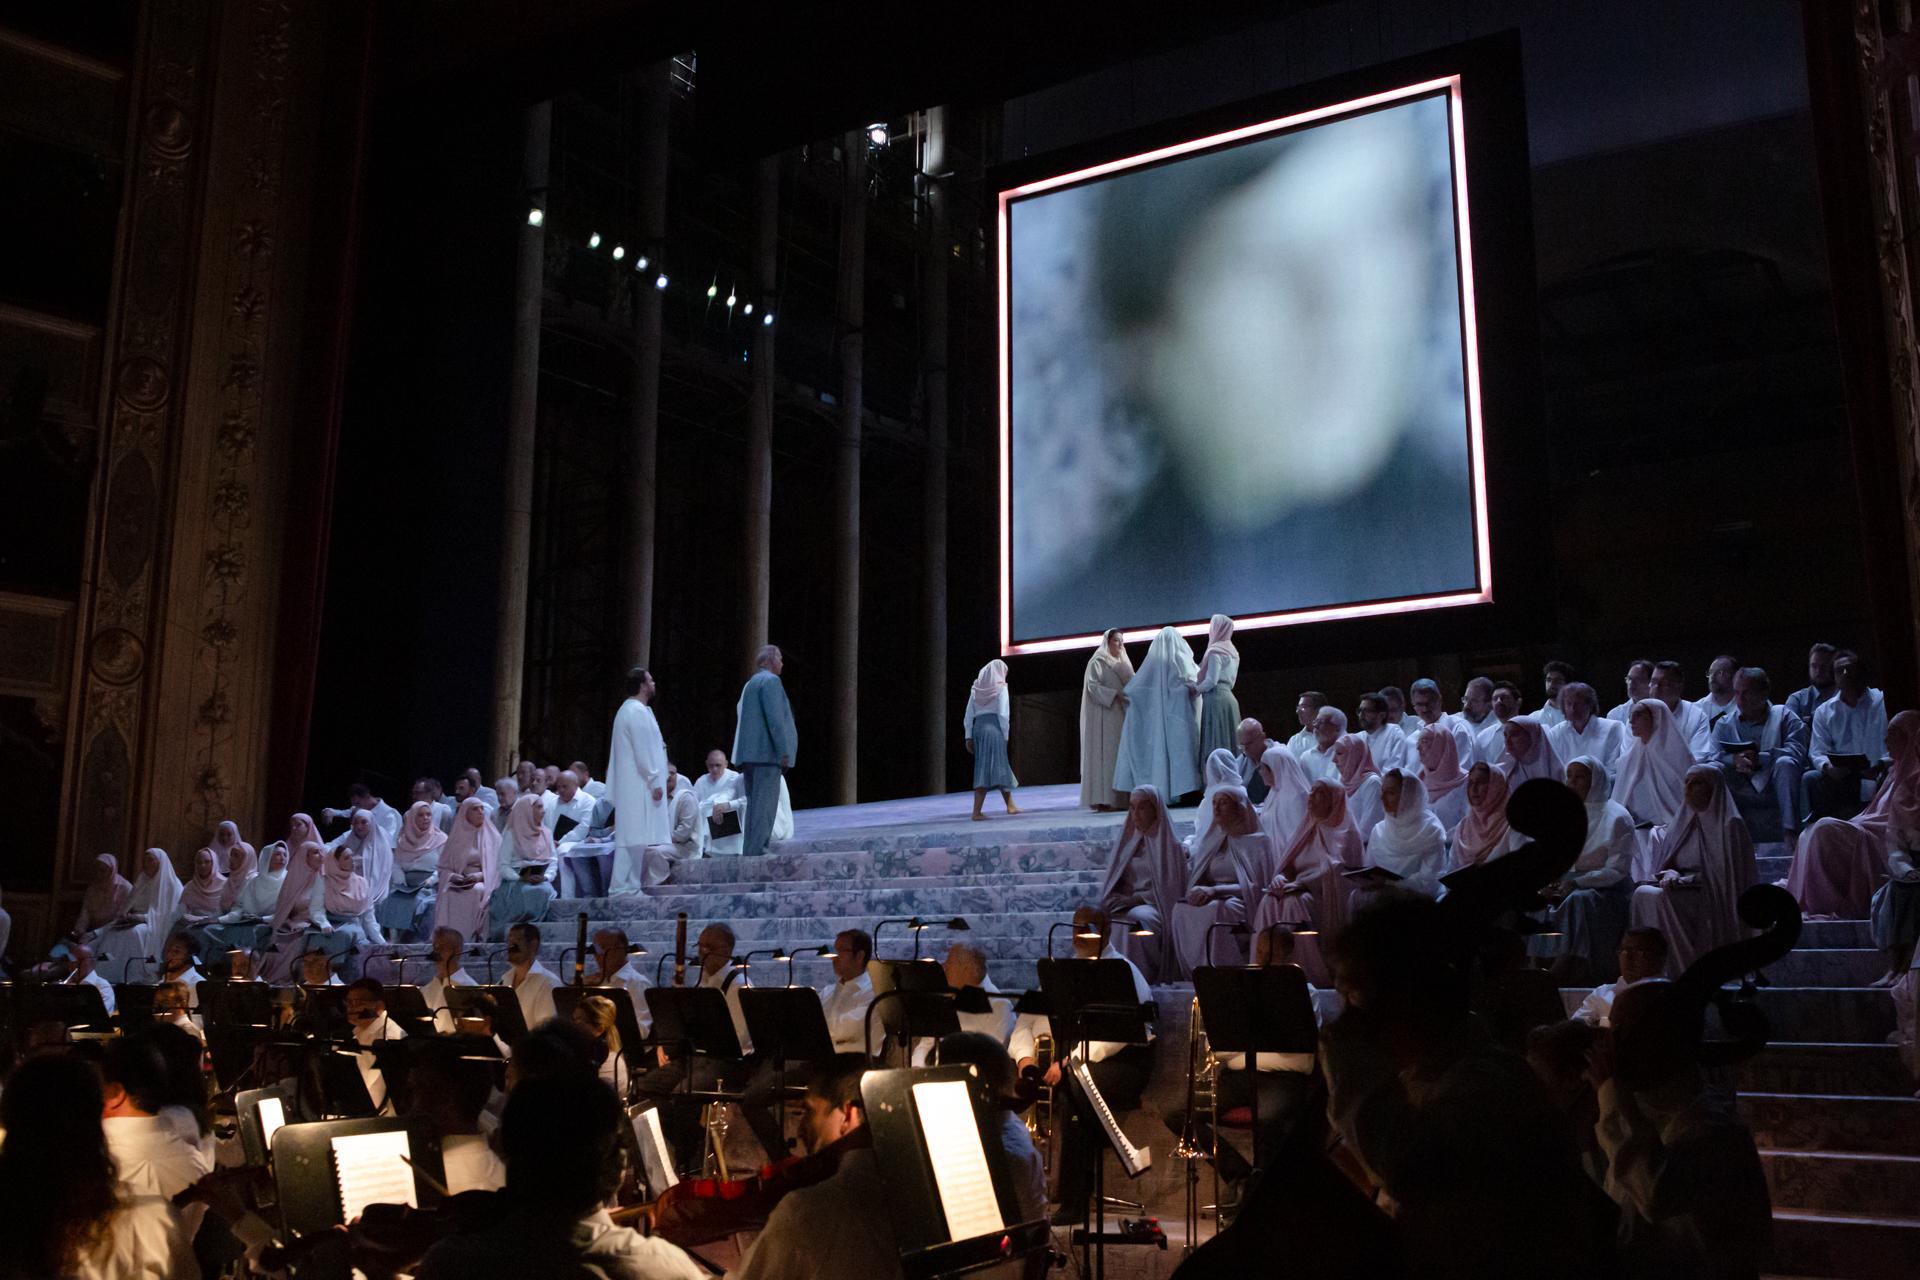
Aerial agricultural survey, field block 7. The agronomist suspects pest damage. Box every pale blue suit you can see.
[733,668,799,856]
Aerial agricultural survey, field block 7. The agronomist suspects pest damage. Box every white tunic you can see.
[607,697,669,849]
[1548,716,1629,771]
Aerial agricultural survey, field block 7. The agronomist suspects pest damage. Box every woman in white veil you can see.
[1113,625,1200,801]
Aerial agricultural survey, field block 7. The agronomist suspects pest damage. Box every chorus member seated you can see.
[62,942,117,1014]
[0,1055,199,1280]
[1650,660,1716,763]
[572,995,630,1096]
[65,852,131,956]
[515,759,544,798]
[1382,684,1411,731]
[1457,674,1497,741]
[633,923,751,1172]
[1604,659,1654,728]
[1788,709,1918,931]
[964,659,1021,820]
[377,802,444,943]
[1255,743,1313,853]
[1865,717,1920,984]
[345,977,407,1112]
[1497,715,1564,787]
[1251,781,1361,983]
[411,776,455,833]
[1572,927,1668,1026]
[818,928,876,1054]
[1416,724,1471,835]
[1629,766,1757,975]
[1541,758,1639,983]
[1693,653,1739,731]
[173,846,226,942]
[416,1076,705,1280]
[1409,677,1476,767]
[1173,787,1265,970]
[1591,981,1771,1280]
[1300,706,1345,785]
[333,807,396,914]
[503,921,561,1030]
[1189,614,1243,765]
[1332,732,1385,840]
[543,769,597,844]
[587,926,653,1036]
[1535,660,1575,729]
[101,1035,212,1198]
[323,781,403,842]
[491,778,519,830]
[1363,770,1448,897]
[1547,681,1627,770]
[1615,699,1697,880]
[1451,764,1520,870]
[490,794,557,931]
[1714,666,1808,843]
[260,838,334,984]
[1080,628,1135,810]
[407,1041,507,1194]
[153,932,204,1014]
[693,749,745,853]
[1010,905,1154,1228]
[1097,785,1188,981]
[567,758,607,801]
[453,767,497,812]
[1162,926,1320,1206]
[1286,690,1327,762]
[198,839,274,959]
[729,1056,903,1280]
[1186,748,1245,857]
[1806,650,1892,823]
[1786,641,1840,728]
[1471,681,1521,766]
[323,846,386,951]
[96,848,183,983]
[1356,692,1411,773]
[420,926,478,1031]
[434,797,500,942]
[936,1032,1048,1230]
[1235,717,1277,804]
[1113,625,1202,802]
[641,768,705,887]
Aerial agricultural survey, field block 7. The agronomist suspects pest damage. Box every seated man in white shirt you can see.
[1458,675,1497,741]
[1573,927,1667,1027]
[346,977,408,1113]
[1473,681,1522,765]
[1806,649,1892,822]
[422,926,478,1032]
[1357,693,1411,773]
[1607,659,1656,726]
[1010,905,1154,1226]
[151,981,204,1043]
[744,928,878,1162]
[1300,707,1346,785]
[587,926,653,1036]
[1536,661,1574,729]
[910,941,1017,1068]
[632,922,752,1174]
[100,1034,212,1198]
[543,771,601,893]
[503,921,561,1031]
[1408,678,1476,766]
[1693,654,1739,731]
[1285,691,1326,762]
[63,942,117,1015]
[1651,660,1716,763]
[1715,666,1808,843]
[1547,682,1628,770]
[1235,717,1278,805]
[569,758,608,800]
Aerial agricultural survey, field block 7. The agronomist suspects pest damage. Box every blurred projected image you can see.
[1003,87,1485,648]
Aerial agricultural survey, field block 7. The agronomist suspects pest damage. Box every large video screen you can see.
[999,77,1491,653]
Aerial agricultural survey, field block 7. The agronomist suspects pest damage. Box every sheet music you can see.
[911,1080,1004,1243]
[331,1130,417,1222]
[256,1097,285,1154]
[632,1107,679,1191]
[1070,1057,1151,1176]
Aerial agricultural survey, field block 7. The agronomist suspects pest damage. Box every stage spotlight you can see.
[726,290,737,307]
[526,207,544,227]
[635,254,649,271]
[611,244,625,261]
[743,302,754,316]
[706,282,718,299]
[588,231,602,249]
[654,273,669,290]
[867,122,889,147]
[761,311,775,327]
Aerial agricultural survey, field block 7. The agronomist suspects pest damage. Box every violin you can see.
[630,1126,867,1246]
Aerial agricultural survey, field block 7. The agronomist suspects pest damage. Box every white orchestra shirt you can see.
[699,964,753,1055]
[1811,687,1891,771]
[424,968,478,1033]
[603,961,654,1036]
[353,1013,408,1113]
[508,960,562,1031]
[1009,947,1153,1065]
[819,970,876,1055]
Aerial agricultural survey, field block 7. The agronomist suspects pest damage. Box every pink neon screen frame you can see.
[996,74,1493,657]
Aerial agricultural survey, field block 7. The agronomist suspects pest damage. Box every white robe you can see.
[606,697,668,894]
[1549,715,1628,771]
[695,768,745,854]
[1362,724,1413,773]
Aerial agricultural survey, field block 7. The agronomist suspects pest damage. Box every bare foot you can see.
[1005,805,1022,815]
[971,812,987,822]
[1869,972,1901,988]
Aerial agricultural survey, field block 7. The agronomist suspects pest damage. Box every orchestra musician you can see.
[631,922,752,1173]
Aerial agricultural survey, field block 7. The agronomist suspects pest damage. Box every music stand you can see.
[644,986,742,1061]
[316,1045,380,1119]
[867,960,962,1060]
[236,1085,292,1168]
[860,1064,1050,1280]
[199,980,276,1091]
[297,984,353,1041]
[1189,963,1318,1182]
[553,984,651,1073]
[380,985,436,1037]
[740,987,837,1149]
[270,1115,446,1238]
[116,982,158,1026]
[444,985,529,1046]
[25,982,113,1032]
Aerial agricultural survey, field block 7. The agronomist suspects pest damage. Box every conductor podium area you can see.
[367,783,1916,1279]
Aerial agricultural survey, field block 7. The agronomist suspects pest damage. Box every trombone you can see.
[1172,994,1218,1252]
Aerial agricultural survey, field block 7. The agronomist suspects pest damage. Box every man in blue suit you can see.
[732,645,798,857]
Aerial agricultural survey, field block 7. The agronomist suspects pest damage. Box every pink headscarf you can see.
[288,811,324,850]
[1333,733,1381,796]
[1497,715,1564,787]
[1451,764,1513,867]
[323,846,377,917]
[1098,785,1188,928]
[970,659,1010,711]
[346,809,395,904]
[1277,781,1366,879]
[1202,614,1238,666]
[1614,698,1694,827]
[270,840,326,931]
[439,796,502,899]
[395,800,449,868]
[1416,725,1469,800]
[81,854,132,928]
[212,820,243,862]
[220,842,258,912]
[506,794,554,864]
[179,846,227,916]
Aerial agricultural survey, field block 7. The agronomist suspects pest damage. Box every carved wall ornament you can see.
[87,628,146,685]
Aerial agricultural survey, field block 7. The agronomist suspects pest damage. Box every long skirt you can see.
[1197,684,1242,769]
[1871,879,1920,952]
[434,884,490,944]
[1540,883,1631,984]
[1171,894,1247,972]
[1629,885,1729,977]
[489,874,557,931]
[969,713,1018,791]
[375,880,436,942]
[1784,818,1884,919]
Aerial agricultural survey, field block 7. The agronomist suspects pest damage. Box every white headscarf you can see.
[1256,744,1312,854]
[1365,772,1447,893]
[970,659,1010,711]
[271,840,326,931]
[129,848,185,935]
[237,843,287,917]
[1187,748,1245,860]
[1567,755,1636,875]
[1614,698,1694,827]
[344,809,395,904]
[220,842,257,913]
